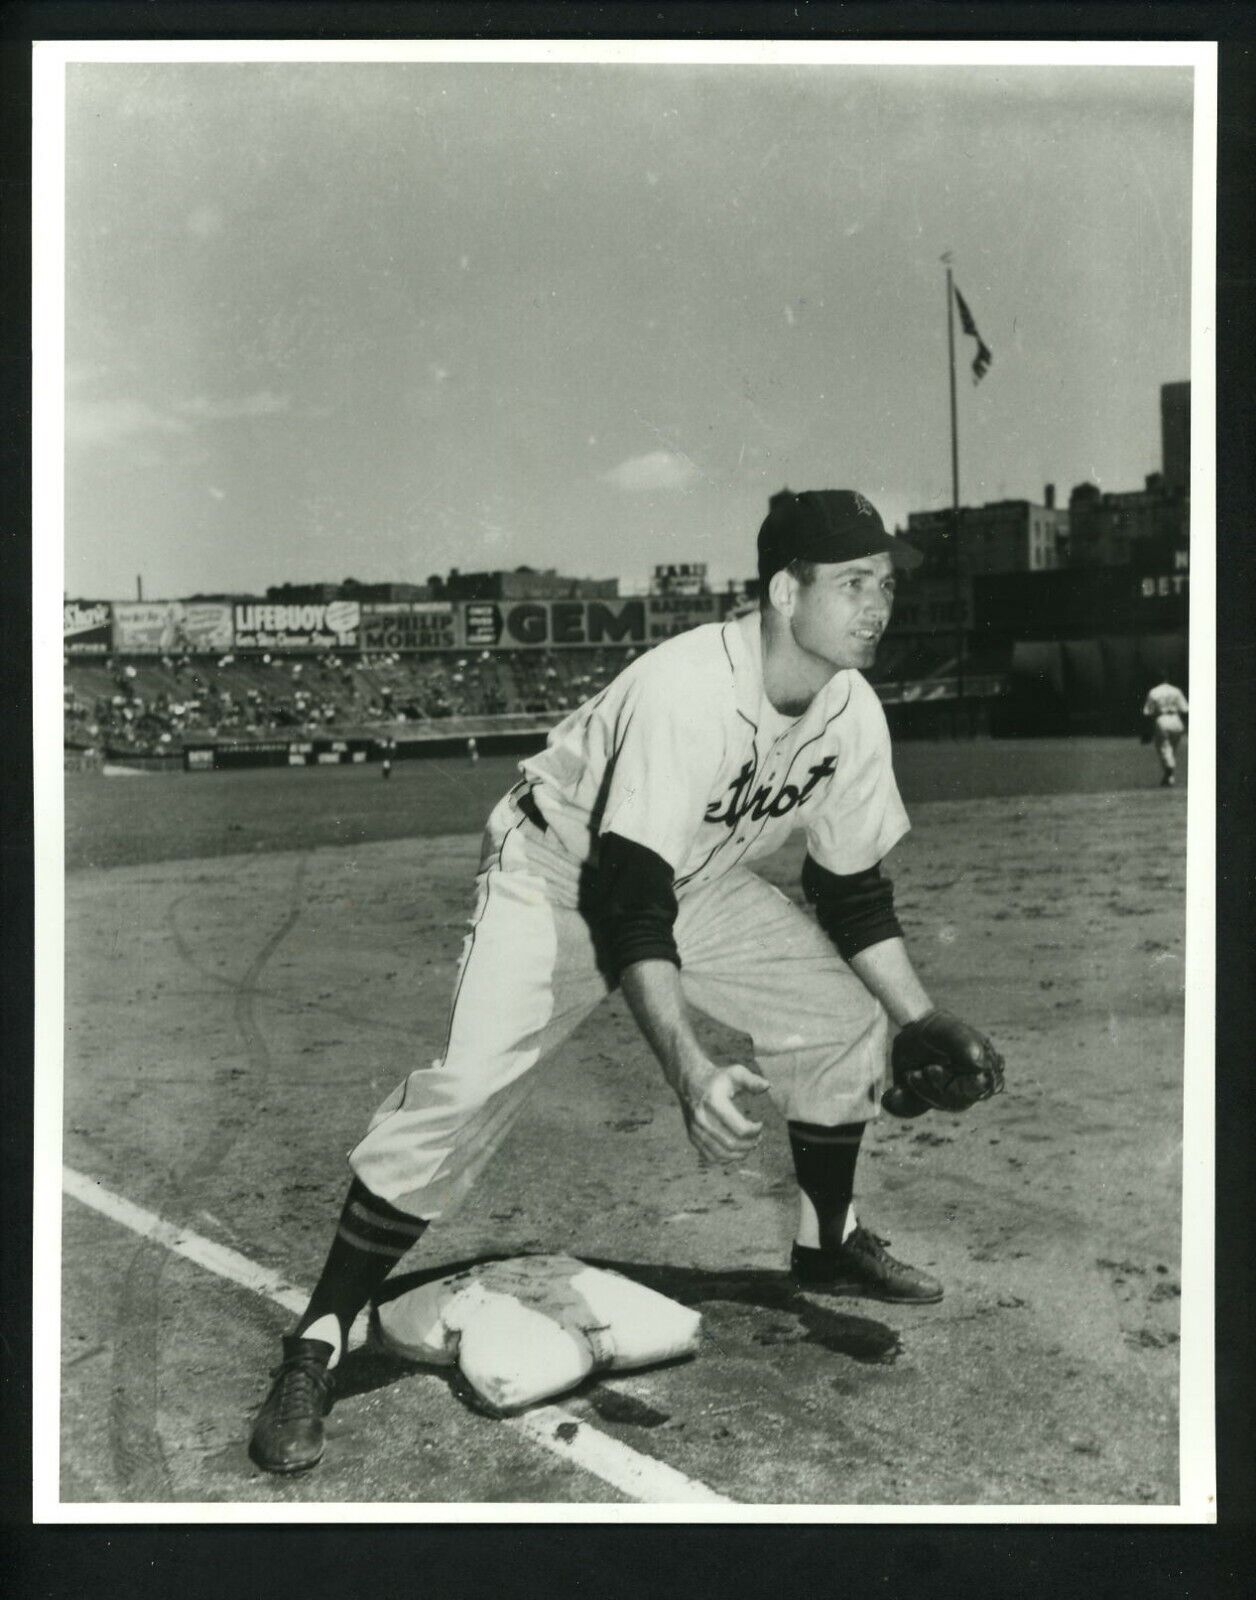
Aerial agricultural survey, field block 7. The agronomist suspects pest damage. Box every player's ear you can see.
[767,568,797,616]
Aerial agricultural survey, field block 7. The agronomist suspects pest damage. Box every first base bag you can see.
[373,1254,702,1415]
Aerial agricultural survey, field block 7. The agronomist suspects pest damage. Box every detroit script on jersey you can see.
[520,611,910,892]
[703,752,839,828]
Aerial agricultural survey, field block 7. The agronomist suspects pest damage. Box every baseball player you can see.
[1142,679,1188,787]
[249,489,1005,1474]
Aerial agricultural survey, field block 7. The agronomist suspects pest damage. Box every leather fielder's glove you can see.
[882,1009,1006,1118]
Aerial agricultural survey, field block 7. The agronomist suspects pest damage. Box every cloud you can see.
[175,390,291,422]
[68,388,292,448]
[602,450,700,493]
[67,397,190,447]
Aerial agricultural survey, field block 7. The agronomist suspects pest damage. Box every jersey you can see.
[519,610,910,892]
[1143,682,1188,733]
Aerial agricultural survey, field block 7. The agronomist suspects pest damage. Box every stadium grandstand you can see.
[64,629,1003,765]
[63,515,1187,766]
[63,644,657,762]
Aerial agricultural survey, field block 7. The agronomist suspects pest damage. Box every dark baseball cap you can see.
[757,488,923,584]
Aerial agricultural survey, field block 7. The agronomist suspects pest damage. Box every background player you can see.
[248,488,1005,1475]
[1142,678,1189,787]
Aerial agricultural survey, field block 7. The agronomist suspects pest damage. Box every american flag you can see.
[954,287,993,383]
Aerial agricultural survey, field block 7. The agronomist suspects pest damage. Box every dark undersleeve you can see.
[597,832,681,976]
[801,853,902,962]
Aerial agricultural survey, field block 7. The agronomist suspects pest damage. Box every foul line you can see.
[62,1166,733,1506]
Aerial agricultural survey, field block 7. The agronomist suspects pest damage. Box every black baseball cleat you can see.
[249,1336,335,1474]
[791,1227,944,1304]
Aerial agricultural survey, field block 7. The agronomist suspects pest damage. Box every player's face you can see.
[787,552,897,671]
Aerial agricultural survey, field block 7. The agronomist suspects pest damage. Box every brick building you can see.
[1064,476,1187,569]
[432,567,620,602]
[1160,380,1190,496]
[904,488,1069,576]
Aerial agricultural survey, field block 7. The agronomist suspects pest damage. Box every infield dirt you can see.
[59,741,1190,1506]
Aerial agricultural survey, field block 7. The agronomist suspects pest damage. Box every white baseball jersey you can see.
[1143,682,1188,732]
[351,611,907,1219]
[520,610,910,887]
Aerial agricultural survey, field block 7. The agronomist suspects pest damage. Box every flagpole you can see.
[944,261,966,728]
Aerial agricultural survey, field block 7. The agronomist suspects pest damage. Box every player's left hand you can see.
[882,1009,1005,1117]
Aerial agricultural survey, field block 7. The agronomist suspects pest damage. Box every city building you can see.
[1161,380,1190,496]
[264,582,344,604]
[338,579,432,602]
[904,488,1069,576]
[264,580,436,604]
[1064,475,1187,569]
[431,567,620,601]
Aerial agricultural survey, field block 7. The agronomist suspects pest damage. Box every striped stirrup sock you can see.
[294,1178,428,1358]
[787,1120,866,1252]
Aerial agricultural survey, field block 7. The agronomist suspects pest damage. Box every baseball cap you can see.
[757,488,923,585]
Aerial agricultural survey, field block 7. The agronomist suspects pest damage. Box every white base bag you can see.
[373,1255,703,1416]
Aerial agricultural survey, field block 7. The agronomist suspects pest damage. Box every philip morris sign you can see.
[361,603,457,651]
[232,600,361,650]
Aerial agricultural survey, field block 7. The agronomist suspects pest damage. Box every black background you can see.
[3,5,1252,1596]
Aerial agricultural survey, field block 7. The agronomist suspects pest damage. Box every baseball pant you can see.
[1154,715,1184,776]
[349,790,888,1219]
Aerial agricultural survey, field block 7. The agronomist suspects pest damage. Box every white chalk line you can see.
[62,1166,733,1506]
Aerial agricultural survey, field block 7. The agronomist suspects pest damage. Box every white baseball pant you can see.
[349,791,888,1219]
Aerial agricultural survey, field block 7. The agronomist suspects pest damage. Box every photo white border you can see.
[32,35,1218,1525]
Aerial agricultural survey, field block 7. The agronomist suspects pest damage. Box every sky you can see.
[61,58,1196,599]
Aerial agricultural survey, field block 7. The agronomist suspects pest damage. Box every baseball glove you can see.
[882,1009,1006,1118]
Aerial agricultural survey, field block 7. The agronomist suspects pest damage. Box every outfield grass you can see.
[64,736,1185,872]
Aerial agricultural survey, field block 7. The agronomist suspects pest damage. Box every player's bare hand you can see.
[680,1063,770,1165]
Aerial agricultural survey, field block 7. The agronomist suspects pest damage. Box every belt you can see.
[516,787,548,833]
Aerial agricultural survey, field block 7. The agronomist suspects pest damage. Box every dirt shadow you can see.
[583,1256,903,1366]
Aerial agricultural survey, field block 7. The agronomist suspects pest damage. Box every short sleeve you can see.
[595,668,727,871]
[804,692,910,875]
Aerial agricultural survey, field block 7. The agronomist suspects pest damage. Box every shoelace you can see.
[269,1358,330,1422]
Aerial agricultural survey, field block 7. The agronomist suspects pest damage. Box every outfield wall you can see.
[995,631,1188,736]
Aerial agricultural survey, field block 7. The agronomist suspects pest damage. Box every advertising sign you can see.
[232,599,361,650]
[461,598,647,649]
[1134,571,1189,634]
[180,601,234,652]
[112,600,234,655]
[361,603,457,652]
[1137,572,1189,601]
[184,736,378,771]
[63,600,113,655]
[645,594,721,640]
